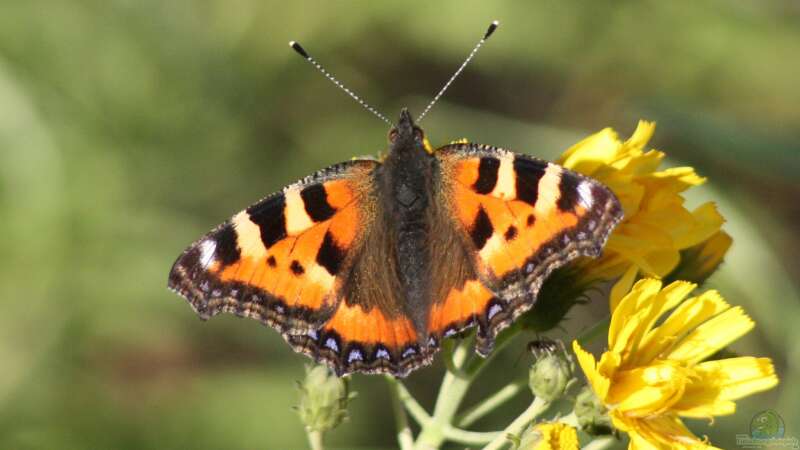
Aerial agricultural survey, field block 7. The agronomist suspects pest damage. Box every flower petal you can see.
[610,265,639,311]
[609,363,687,416]
[630,414,721,450]
[573,340,611,400]
[558,128,621,174]
[634,288,723,366]
[527,422,580,450]
[674,203,725,250]
[665,306,754,365]
[673,357,779,418]
[609,279,664,354]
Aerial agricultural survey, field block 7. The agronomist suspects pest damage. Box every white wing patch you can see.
[578,181,594,208]
[199,239,217,268]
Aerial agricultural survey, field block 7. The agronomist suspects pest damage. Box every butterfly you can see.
[167,23,623,377]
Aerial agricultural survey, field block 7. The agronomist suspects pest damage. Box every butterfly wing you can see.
[430,143,623,354]
[169,158,430,376]
[168,159,379,333]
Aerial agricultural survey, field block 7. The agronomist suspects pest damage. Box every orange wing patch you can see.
[427,279,510,356]
[287,301,432,376]
[449,159,587,278]
[428,279,493,336]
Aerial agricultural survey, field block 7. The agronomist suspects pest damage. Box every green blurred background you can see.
[1,1,798,449]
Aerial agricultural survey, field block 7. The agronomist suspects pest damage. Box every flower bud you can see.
[295,365,355,432]
[516,422,579,450]
[574,386,612,435]
[529,343,573,402]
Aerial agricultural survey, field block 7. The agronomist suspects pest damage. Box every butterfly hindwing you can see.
[431,143,623,353]
[287,203,433,376]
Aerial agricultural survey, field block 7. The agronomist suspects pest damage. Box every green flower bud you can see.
[528,343,573,402]
[574,386,612,435]
[295,365,355,432]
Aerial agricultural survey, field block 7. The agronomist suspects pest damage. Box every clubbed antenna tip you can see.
[416,19,501,123]
[485,20,500,39]
[289,41,309,59]
[288,40,393,127]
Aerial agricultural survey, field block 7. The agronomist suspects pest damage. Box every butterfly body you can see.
[376,109,437,335]
[169,109,623,377]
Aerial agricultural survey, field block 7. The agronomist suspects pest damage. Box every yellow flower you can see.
[572,279,778,450]
[518,422,579,450]
[557,121,726,308]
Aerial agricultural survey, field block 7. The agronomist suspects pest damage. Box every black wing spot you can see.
[557,172,581,212]
[513,157,547,206]
[267,255,277,267]
[290,260,305,275]
[300,184,336,222]
[527,214,536,226]
[504,225,517,241]
[247,194,287,249]
[473,157,500,194]
[470,207,494,250]
[212,223,241,266]
[317,231,345,275]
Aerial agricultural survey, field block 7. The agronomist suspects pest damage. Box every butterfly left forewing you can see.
[168,159,378,335]
[432,143,623,353]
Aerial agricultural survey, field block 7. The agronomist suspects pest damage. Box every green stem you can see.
[306,429,324,450]
[386,377,416,450]
[576,315,610,346]
[582,436,617,450]
[443,426,500,446]
[388,376,431,425]
[413,325,525,450]
[481,397,550,450]
[457,378,527,428]
[413,339,474,450]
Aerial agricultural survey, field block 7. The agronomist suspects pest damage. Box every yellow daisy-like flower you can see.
[557,121,725,308]
[518,422,579,450]
[572,279,779,450]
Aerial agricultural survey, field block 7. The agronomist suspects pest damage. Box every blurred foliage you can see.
[0,1,798,449]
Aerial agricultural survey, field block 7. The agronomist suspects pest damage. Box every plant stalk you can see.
[306,429,324,450]
[386,376,415,450]
[481,397,550,450]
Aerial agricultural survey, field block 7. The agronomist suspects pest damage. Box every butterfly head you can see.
[388,108,426,154]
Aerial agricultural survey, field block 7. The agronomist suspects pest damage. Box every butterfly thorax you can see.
[376,109,437,336]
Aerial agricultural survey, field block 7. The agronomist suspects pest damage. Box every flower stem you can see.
[443,426,500,446]
[457,378,527,428]
[413,338,474,450]
[481,397,550,450]
[387,376,431,426]
[386,377,415,450]
[306,429,324,450]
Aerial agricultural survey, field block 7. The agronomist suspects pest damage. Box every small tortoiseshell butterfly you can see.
[168,22,623,377]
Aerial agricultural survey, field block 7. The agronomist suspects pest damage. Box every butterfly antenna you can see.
[416,20,500,123]
[289,40,394,127]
